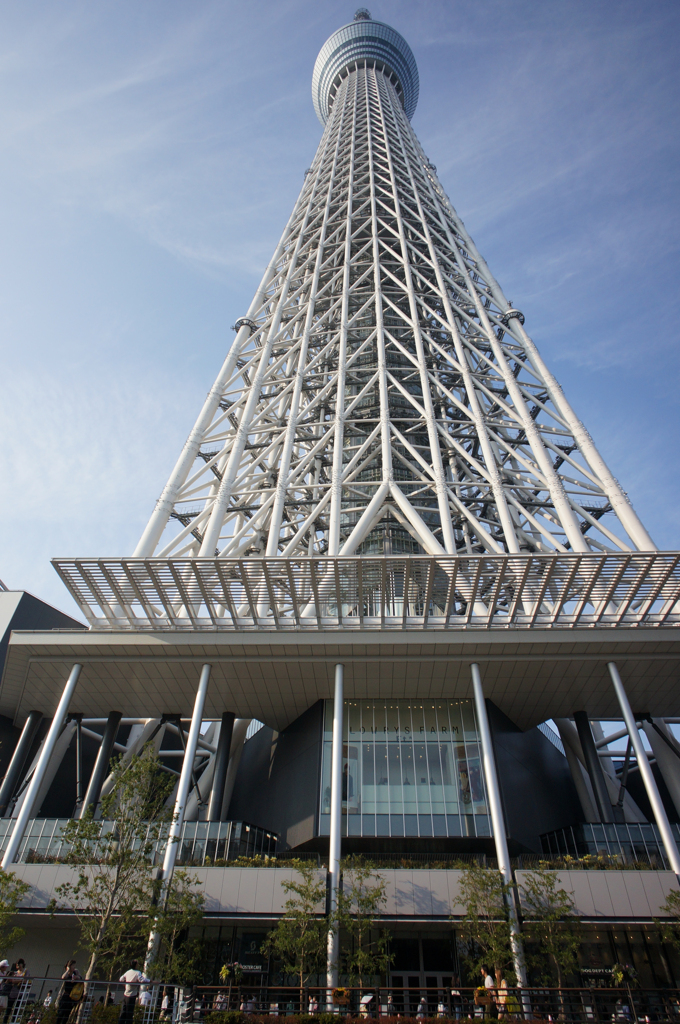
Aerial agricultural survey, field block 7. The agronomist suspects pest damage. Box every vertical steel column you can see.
[1,664,82,870]
[327,78,358,556]
[608,662,680,876]
[79,711,122,819]
[471,664,527,987]
[326,664,344,988]
[207,712,235,822]
[573,711,613,822]
[73,715,83,811]
[146,664,210,968]
[0,711,42,817]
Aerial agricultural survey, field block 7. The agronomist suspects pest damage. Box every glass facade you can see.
[541,821,680,870]
[319,699,491,838]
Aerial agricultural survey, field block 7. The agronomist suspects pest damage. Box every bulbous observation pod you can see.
[312,8,419,124]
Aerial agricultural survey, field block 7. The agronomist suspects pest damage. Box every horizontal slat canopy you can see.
[52,553,680,632]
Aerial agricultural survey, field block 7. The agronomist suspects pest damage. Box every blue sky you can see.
[0,0,678,619]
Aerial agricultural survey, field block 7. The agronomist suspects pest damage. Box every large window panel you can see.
[318,698,490,838]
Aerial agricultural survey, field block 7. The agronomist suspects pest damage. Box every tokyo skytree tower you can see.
[58,10,672,631]
[136,10,653,566]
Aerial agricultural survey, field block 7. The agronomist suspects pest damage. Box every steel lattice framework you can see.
[58,14,663,631]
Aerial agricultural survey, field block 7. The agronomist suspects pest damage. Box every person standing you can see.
[8,960,29,1021]
[483,968,496,1020]
[0,963,10,1020]
[475,967,495,1020]
[119,961,143,1024]
[450,976,462,1021]
[57,961,82,1024]
[497,978,508,1019]
[161,988,175,1019]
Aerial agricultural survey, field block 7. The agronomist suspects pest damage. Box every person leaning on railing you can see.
[0,961,10,1018]
[7,959,29,1021]
[119,960,144,1024]
[450,976,463,1020]
[57,961,82,1024]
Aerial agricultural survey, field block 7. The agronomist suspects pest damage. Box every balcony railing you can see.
[5,980,680,1024]
[541,820,680,870]
[0,818,278,866]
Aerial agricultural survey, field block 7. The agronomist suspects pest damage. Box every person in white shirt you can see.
[474,967,495,1019]
[0,962,9,1014]
[119,961,144,1024]
[43,992,53,1009]
[138,977,152,1010]
[483,968,496,1017]
[161,989,174,1020]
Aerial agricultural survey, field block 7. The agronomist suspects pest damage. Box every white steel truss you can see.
[131,61,653,570]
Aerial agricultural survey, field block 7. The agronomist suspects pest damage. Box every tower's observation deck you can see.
[312,9,419,124]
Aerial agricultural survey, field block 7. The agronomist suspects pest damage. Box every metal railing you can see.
[191,984,680,1021]
[0,979,181,1024]
[52,552,680,631]
[6,979,680,1022]
[541,821,680,870]
[5,816,677,871]
[0,819,277,867]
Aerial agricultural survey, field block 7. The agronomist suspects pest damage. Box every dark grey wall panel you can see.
[0,592,85,685]
[227,701,323,850]
[625,763,679,824]
[0,715,19,780]
[488,700,583,853]
[0,592,85,815]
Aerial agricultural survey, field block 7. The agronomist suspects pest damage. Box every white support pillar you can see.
[608,662,680,876]
[326,664,344,989]
[1,664,82,870]
[145,664,210,968]
[471,664,527,988]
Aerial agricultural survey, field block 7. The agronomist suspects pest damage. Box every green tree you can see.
[147,868,206,985]
[519,866,581,986]
[336,858,392,989]
[0,868,30,956]
[458,862,515,984]
[261,860,328,992]
[656,887,680,952]
[50,745,177,979]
